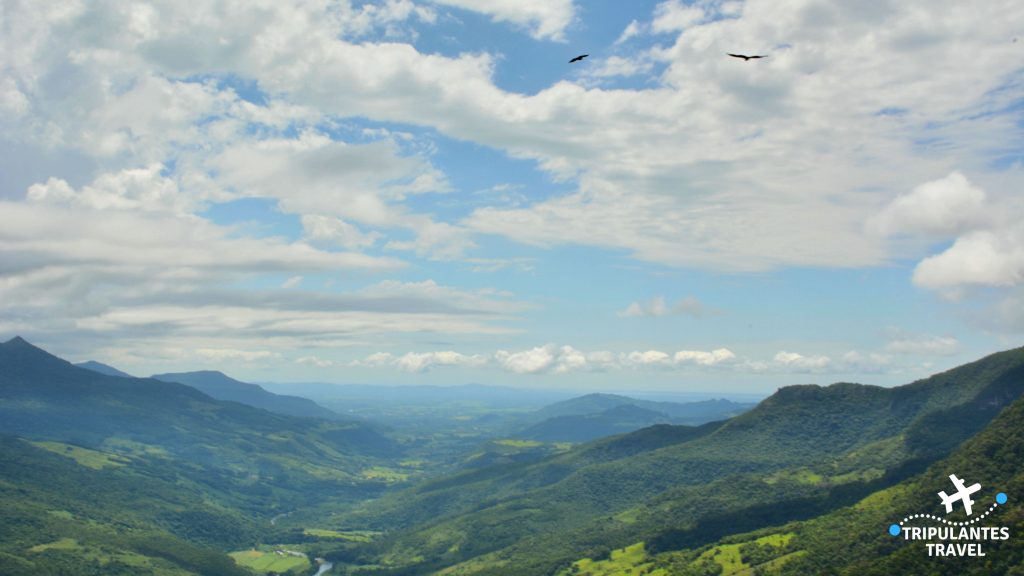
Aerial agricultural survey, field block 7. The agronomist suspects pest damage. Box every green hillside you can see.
[326,346,1024,575]
[0,336,417,574]
[643,385,1024,576]
[0,337,404,513]
[0,435,253,576]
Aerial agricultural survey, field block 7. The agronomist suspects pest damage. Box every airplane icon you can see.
[938,474,982,516]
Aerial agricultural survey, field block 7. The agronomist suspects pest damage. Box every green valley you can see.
[3,337,1024,575]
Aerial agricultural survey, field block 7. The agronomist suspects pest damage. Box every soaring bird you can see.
[728,53,768,61]
[569,54,589,63]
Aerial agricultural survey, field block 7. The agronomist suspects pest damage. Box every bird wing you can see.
[727,53,748,59]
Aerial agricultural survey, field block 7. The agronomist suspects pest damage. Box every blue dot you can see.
[889,524,901,536]
[997,492,1008,505]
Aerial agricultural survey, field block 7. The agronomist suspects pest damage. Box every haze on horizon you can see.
[1,0,1022,393]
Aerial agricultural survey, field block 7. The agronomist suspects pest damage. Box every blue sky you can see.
[1,0,1023,393]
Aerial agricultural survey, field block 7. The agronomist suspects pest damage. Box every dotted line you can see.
[899,502,1001,528]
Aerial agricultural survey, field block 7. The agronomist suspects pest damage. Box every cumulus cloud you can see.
[494,345,558,374]
[769,351,832,372]
[431,0,576,40]
[354,345,739,375]
[302,215,382,250]
[868,172,989,238]
[7,0,1020,275]
[394,350,487,372]
[868,174,1024,327]
[651,0,705,33]
[913,227,1024,291]
[3,0,1023,363]
[27,165,195,214]
[674,348,736,366]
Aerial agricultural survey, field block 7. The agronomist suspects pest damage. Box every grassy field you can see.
[229,548,310,574]
[29,441,129,469]
[26,538,194,576]
[564,542,668,576]
[693,533,796,575]
[303,528,381,542]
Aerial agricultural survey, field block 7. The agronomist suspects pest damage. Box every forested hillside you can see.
[325,346,1024,575]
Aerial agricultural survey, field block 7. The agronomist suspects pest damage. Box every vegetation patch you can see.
[28,538,81,553]
[28,441,129,469]
[361,466,409,482]
[303,528,381,542]
[229,548,310,574]
[493,439,543,448]
[565,542,668,576]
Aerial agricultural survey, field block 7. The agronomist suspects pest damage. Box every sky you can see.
[1,0,1023,394]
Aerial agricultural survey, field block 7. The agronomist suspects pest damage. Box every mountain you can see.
[533,392,753,424]
[75,360,134,378]
[514,393,755,442]
[153,370,342,421]
[326,346,1024,575]
[0,336,425,575]
[514,404,676,443]
[640,383,1024,576]
[0,434,254,576]
[0,337,403,510]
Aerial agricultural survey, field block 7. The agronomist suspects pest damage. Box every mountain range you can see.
[3,336,1023,576]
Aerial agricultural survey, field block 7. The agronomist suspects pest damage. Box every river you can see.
[313,561,334,575]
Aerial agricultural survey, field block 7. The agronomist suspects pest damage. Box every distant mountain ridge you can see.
[511,392,754,442]
[74,360,134,378]
[514,404,675,443]
[153,370,341,421]
[0,335,400,478]
[534,392,753,422]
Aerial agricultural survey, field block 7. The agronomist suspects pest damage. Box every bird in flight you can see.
[728,53,768,61]
[569,54,589,63]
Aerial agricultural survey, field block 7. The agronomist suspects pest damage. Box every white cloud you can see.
[913,227,1024,291]
[394,350,487,372]
[651,0,705,33]
[615,20,644,45]
[868,172,988,238]
[770,351,832,372]
[302,215,382,250]
[674,348,735,366]
[431,0,576,40]
[337,0,437,38]
[282,276,303,289]
[495,345,558,374]
[27,165,195,214]
[624,349,673,367]
[8,0,1020,275]
[350,352,396,368]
